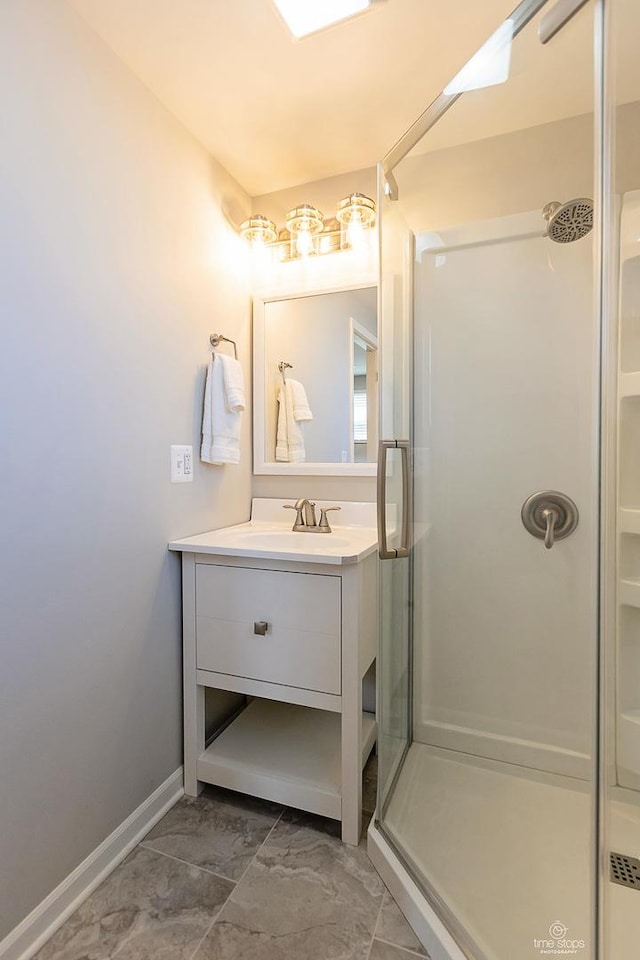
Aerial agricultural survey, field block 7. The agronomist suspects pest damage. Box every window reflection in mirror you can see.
[260,285,377,466]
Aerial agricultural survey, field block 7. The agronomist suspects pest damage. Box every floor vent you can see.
[610,852,640,889]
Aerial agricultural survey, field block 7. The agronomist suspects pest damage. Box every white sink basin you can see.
[169,518,378,565]
[230,530,352,551]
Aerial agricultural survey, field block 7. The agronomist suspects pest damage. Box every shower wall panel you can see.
[412,215,598,777]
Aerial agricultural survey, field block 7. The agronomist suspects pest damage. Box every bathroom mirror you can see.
[253,284,378,475]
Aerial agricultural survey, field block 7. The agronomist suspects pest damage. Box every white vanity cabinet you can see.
[170,499,378,846]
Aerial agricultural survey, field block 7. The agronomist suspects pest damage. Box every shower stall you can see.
[369,0,640,958]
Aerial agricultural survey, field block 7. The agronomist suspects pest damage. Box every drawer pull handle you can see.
[253,621,269,636]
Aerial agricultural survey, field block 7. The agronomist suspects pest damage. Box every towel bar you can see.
[210,333,238,359]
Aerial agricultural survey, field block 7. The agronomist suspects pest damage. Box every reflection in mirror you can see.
[351,320,378,463]
[255,285,377,473]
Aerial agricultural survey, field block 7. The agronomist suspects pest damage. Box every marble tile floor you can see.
[34,755,429,960]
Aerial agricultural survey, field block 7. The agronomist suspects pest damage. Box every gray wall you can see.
[0,0,252,938]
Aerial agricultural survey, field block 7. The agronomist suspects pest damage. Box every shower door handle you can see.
[398,440,410,559]
[377,439,410,560]
[377,440,395,559]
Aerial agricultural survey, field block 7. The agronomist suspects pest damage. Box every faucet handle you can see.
[283,503,304,528]
[319,506,341,532]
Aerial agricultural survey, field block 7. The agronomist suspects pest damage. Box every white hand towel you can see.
[221,355,245,413]
[275,379,311,462]
[275,384,290,462]
[289,379,313,422]
[201,354,245,465]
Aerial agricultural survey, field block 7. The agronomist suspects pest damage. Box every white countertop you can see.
[169,499,379,566]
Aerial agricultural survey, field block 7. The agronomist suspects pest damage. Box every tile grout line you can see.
[186,896,232,960]
[107,855,235,960]
[364,891,386,960]
[136,844,239,960]
[139,843,238,885]
[231,804,286,887]
[373,936,430,959]
[187,804,287,960]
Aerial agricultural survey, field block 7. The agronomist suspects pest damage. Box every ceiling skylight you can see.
[272,0,371,39]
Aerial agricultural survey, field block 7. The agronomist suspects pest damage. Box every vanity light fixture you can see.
[240,194,376,262]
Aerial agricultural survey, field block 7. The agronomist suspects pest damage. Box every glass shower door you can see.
[377,194,413,813]
[375,1,601,958]
[604,0,640,957]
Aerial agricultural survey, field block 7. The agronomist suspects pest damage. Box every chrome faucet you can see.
[283,499,341,533]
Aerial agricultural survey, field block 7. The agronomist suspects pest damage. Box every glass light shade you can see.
[346,217,365,248]
[336,193,376,248]
[286,203,325,236]
[336,193,376,228]
[240,214,277,245]
[296,231,315,257]
[286,203,325,258]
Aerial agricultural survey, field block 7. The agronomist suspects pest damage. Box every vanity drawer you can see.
[195,565,341,694]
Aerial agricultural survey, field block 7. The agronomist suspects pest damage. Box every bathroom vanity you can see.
[169,499,378,845]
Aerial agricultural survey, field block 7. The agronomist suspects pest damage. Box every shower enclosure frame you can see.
[368,0,613,957]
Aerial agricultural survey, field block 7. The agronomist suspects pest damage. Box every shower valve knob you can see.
[521,491,579,549]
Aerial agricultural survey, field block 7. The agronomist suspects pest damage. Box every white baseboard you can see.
[0,767,184,960]
[414,720,590,780]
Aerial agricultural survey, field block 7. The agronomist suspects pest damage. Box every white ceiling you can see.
[65,0,515,196]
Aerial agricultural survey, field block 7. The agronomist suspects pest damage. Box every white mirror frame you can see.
[253,280,378,476]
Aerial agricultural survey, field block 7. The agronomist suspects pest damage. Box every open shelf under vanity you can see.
[198,699,376,819]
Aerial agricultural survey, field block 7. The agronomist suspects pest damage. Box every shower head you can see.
[542,198,594,243]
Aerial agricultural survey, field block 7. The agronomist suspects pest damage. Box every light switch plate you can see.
[171,445,193,483]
